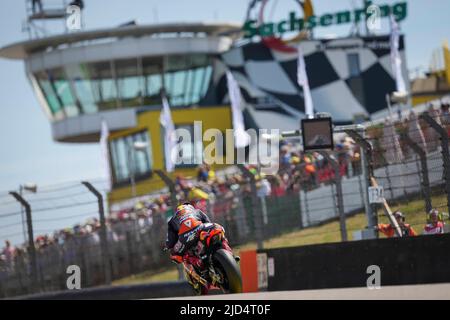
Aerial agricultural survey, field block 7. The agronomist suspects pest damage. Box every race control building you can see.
[0,1,409,207]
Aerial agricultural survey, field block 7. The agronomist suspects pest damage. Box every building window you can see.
[31,54,216,121]
[115,58,143,107]
[65,64,99,114]
[347,53,361,78]
[48,67,80,117]
[88,61,118,111]
[142,56,163,106]
[164,54,212,107]
[173,123,203,168]
[34,71,64,119]
[110,131,152,185]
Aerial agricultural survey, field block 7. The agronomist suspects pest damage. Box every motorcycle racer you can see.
[165,202,237,295]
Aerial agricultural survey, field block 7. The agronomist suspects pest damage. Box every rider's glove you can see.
[170,254,184,264]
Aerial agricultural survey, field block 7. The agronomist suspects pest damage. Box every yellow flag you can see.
[443,40,450,86]
[303,0,314,19]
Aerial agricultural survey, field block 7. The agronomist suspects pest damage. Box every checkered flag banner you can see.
[219,35,409,130]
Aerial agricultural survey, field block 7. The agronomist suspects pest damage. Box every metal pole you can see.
[128,146,136,198]
[330,183,338,218]
[384,165,394,200]
[154,170,178,213]
[9,191,38,291]
[81,181,112,285]
[154,170,184,280]
[298,190,304,229]
[303,188,311,227]
[19,185,27,244]
[401,133,432,212]
[386,93,394,120]
[318,151,348,242]
[420,112,450,214]
[345,129,376,230]
[357,173,365,209]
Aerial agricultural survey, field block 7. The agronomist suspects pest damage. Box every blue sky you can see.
[0,0,449,244]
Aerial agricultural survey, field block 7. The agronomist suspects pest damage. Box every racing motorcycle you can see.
[169,222,243,295]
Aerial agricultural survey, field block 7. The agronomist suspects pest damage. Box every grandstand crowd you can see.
[1,101,450,290]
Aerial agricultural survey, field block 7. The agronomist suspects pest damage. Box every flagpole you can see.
[297,46,314,119]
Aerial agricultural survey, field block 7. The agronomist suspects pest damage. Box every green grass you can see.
[112,266,180,286]
[112,193,448,285]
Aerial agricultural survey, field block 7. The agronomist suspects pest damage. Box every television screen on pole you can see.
[301,118,333,151]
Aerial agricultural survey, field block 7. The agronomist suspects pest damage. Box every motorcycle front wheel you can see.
[212,249,243,294]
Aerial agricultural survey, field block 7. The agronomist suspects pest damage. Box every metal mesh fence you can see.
[1,107,449,298]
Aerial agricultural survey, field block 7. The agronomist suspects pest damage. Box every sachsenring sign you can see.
[243,1,407,38]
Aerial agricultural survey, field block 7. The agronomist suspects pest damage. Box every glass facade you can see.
[109,131,153,185]
[31,54,214,120]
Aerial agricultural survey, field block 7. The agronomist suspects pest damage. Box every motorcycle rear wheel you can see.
[213,249,243,294]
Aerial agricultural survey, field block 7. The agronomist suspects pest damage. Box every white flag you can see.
[407,112,427,152]
[390,15,407,94]
[100,120,112,191]
[297,46,314,119]
[382,118,404,164]
[226,71,250,148]
[160,96,176,172]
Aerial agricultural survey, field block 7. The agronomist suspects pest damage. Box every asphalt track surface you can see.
[158,283,450,300]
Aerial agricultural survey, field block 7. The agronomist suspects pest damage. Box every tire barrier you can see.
[240,233,450,292]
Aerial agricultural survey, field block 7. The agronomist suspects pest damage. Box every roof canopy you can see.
[0,22,242,60]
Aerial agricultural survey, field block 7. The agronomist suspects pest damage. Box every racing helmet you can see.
[175,202,195,217]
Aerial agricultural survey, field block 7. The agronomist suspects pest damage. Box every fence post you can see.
[239,191,251,242]
[303,187,311,227]
[154,170,184,280]
[420,112,450,215]
[298,190,304,229]
[330,183,339,218]
[206,198,215,221]
[81,181,112,285]
[384,166,394,200]
[400,133,432,212]
[9,191,38,292]
[238,164,264,250]
[357,173,365,208]
[154,170,178,212]
[345,129,377,231]
[317,151,348,242]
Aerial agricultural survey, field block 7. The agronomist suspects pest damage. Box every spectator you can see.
[197,165,209,182]
[2,240,15,272]
[375,211,417,237]
[270,175,286,197]
[423,209,445,235]
[32,0,43,14]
